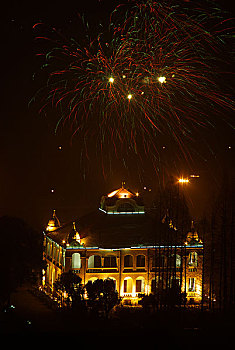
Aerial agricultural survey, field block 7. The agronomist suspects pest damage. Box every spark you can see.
[33,1,235,172]
[157,76,166,84]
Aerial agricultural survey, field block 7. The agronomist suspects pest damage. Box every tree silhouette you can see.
[86,278,119,318]
[54,270,85,310]
[0,216,41,308]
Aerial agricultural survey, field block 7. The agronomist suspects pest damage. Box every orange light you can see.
[118,189,131,198]
[178,178,189,184]
[108,190,119,198]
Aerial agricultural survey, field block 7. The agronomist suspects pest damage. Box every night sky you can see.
[1,0,234,230]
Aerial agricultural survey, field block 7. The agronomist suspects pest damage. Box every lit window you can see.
[88,255,101,268]
[72,253,81,269]
[188,278,195,292]
[188,252,198,267]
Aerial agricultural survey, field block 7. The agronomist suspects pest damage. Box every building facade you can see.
[42,184,203,305]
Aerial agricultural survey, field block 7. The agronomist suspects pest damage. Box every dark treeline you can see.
[204,182,235,311]
[0,216,42,308]
[151,176,235,311]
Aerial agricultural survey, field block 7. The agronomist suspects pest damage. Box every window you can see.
[104,255,117,268]
[88,255,101,268]
[136,255,145,268]
[188,252,198,267]
[188,278,195,292]
[72,253,81,269]
[176,254,181,268]
[123,277,133,293]
[169,254,181,268]
[136,277,145,293]
[124,255,133,267]
[46,242,52,256]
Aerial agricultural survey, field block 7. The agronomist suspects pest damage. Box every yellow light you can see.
[178,178,189,183]
[127,94,132,100]
[109,77,114,83]
[158,76,166,84]
[108,189,119,197]
[136,192,139,197]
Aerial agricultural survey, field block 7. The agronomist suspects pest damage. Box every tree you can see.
[54,270,85,310]
[86,278,119,318]
[0,216,42,308]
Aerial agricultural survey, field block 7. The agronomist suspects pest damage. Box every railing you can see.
[122,293,133,297]
[123,267,146,272]
[188,268,197,272]
[87,267,118,273]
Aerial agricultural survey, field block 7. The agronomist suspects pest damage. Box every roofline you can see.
[65,244,203,250]
[99,208,145,215]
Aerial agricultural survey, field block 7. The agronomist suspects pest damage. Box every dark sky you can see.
[1,0,234,230]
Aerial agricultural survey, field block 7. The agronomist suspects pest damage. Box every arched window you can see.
[104,255,117,268]
[136,255,145,268]
[136,277,145,293]
[46,242,52,256]
[88,255,101,268]
[123,277,133,293]
[188,252,198,267]
[72,253,81,269]
[124,255,133,267]
[176,254,181,268]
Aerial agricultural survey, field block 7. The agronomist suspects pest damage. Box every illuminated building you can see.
[43,184,203,305]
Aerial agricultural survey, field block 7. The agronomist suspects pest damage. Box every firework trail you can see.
[32,0,234,171]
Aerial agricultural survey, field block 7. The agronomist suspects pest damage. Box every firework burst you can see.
[32,0,234,172]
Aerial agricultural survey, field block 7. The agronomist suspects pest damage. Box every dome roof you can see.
[46,210,61,232]
[100,183,144,214]
[186,221,202,245]
[45,185,188,249]
[68,222,82,246]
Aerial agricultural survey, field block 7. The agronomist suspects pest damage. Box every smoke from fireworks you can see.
[32,0,234,173]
